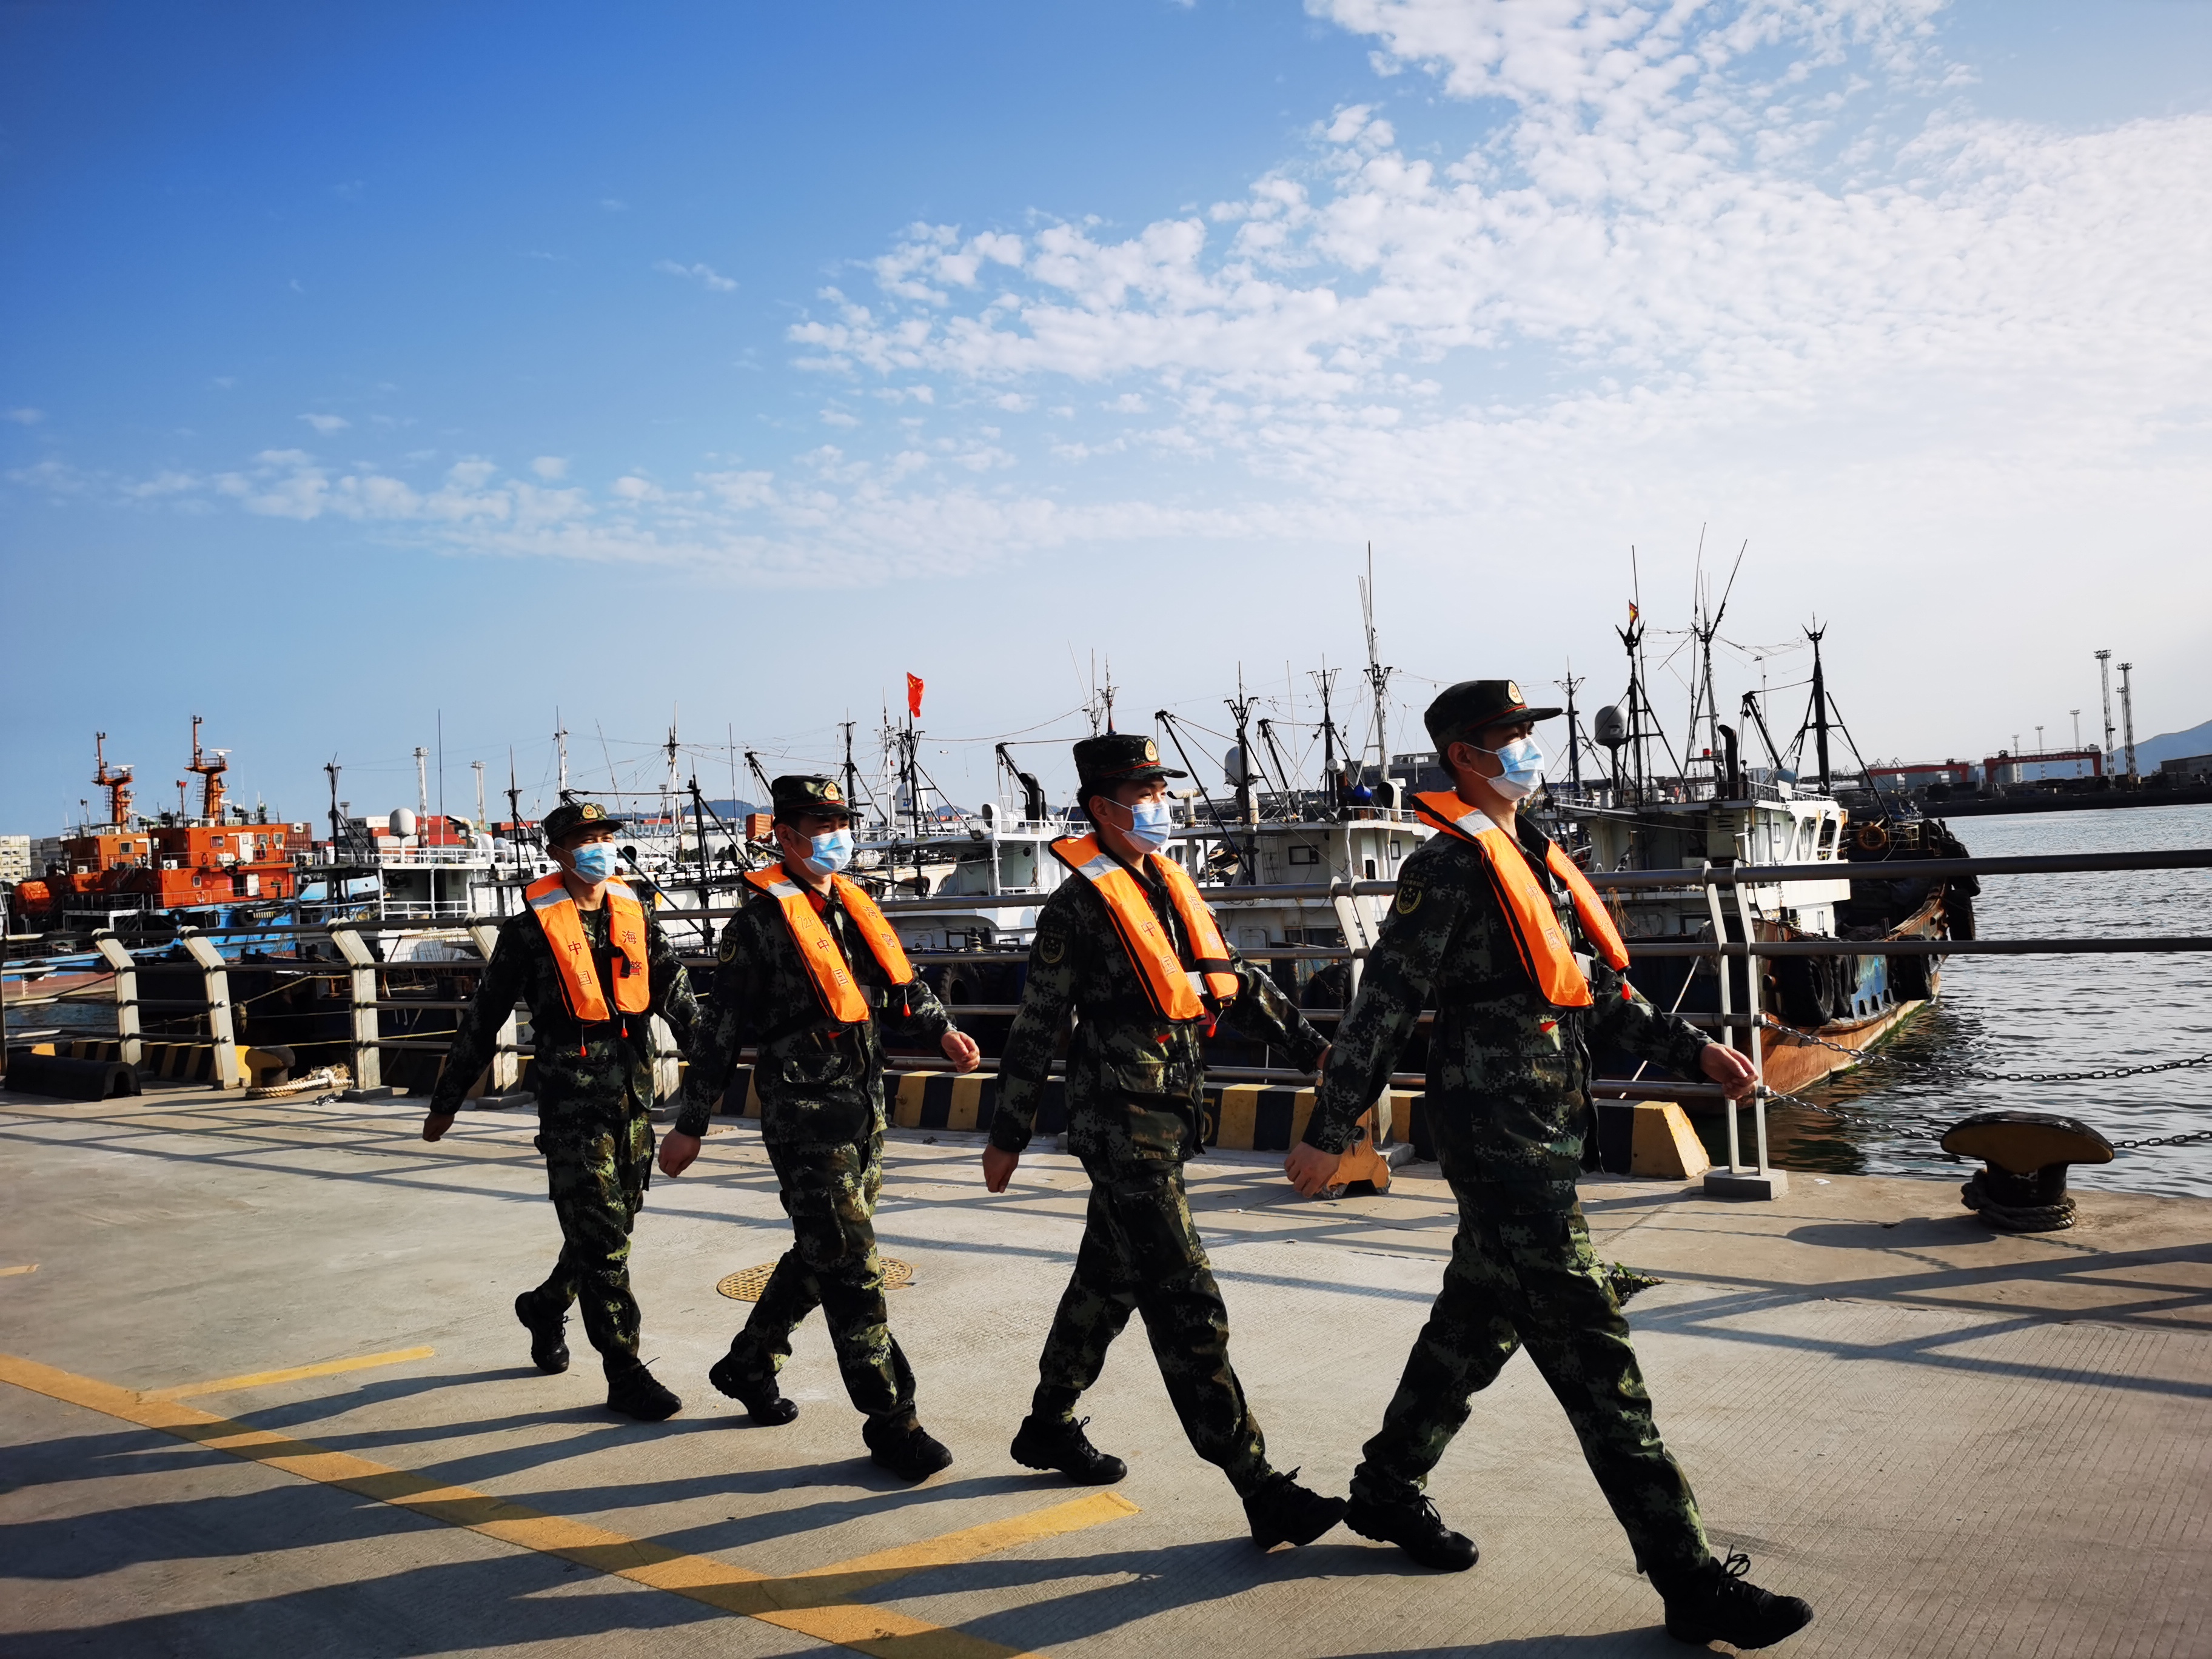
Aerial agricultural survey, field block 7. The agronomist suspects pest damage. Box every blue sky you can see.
[5,1,2210,830]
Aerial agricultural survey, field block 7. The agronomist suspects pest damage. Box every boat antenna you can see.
[324,758,344,851]
[506,749,523,847]
[554,710,569,798]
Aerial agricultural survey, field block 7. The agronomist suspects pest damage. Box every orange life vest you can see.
[1412,792,1631,1008]
[743,867,916,1024]
[525,872,652,1023]
[1050,834,1239,1023]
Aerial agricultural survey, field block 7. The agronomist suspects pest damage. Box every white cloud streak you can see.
[654,259,738,292]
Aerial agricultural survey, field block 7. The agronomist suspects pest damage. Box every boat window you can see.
[1390,839,1404,857]
[1363,857,1378,879]
[945,932,970,951]
[1288,844,1319,865]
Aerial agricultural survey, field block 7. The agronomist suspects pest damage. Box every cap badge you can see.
[581,802,604,820]
[822,782,842,803]
[1142,739,1159,763]
[1505,681,1523,704]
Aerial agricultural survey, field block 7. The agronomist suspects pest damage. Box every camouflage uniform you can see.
[1304,806,1720,1575]
[992,842,1330,1496]
[432,881,697,1379]
[677,874,955,1425]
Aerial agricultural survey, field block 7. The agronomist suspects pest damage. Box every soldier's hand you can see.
[1700,1042,1758,1101]
[421,1111,456,1143]
[1283,1142,1342,1197]
[658,1131,702,1177]
[982,1144,1019,1192]
[941,1029,982,1074]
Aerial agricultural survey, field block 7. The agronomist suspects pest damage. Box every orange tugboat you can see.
[10,719,309,942]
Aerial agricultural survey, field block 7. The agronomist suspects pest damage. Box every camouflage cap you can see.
[540,798,626,845]
[771,774,853,820]
[1424,679,1564,751]
[1073,731,1187,792]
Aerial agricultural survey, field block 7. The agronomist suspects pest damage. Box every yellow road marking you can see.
[146,1345,437,1400]
[0,1264,35,1278]
[0,1350,1134,1657]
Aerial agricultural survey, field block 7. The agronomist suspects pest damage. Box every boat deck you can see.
[2,1081,2206,1657]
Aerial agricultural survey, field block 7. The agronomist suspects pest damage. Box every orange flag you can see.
[906,673,925,718]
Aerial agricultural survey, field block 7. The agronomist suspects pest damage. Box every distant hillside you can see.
[2137,720,2212,767]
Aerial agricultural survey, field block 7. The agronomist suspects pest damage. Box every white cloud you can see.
[820,409,860,427]
[654,260,738,292]
[532,455,570,480]
[5,407,44,425]
[300,413,349,434]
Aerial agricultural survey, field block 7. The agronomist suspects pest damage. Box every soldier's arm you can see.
[673,917,761,1138]
[1584,958,1714,1078]
[987,896,1082,1155]
[646,905,699,1048]
[1221,946,1330,1071]
[427,917,529,1118]
[1300,871,1468,1155]
[885,968,955,1047]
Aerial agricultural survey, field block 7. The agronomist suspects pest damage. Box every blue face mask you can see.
[1124,799,1174,854]
[568,842,619,883]
[1476,737,1546,802]
[805,828,854,876]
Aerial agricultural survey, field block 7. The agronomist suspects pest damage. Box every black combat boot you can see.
[1242,1469,1347,1550]
[1345,1490,1479,1571]
[514,1291,569,1375]
[1010,1413,1127,1484]
[604,1362,682,1422]
[863,1413,954,1482]
[1654,1552,1813,1649]
[708,1352,799,1425]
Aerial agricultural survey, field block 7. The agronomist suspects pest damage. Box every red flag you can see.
[906,672,925,718]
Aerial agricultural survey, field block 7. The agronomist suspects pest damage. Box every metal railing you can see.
[15,847,2204,1194]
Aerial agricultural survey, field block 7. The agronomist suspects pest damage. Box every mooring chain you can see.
[2108,1127,2212,1151]
[1751,1084,1949,1141]
[1755,1016,2212,1085]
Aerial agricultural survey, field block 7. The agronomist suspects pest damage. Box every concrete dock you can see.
[1,1082,2206,1657]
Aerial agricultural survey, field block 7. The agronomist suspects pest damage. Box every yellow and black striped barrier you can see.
[42,1039,275,1086]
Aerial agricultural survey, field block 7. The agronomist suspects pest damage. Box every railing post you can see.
[91,930,141,1070]
[466,920,519,1094]
[1704,866,1789,1199]
[175,928,243,1090]
[327,922,382,1090]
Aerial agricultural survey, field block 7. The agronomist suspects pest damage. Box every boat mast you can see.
[324,759,343,851]
[1359,544,1393,801]
[2095,649,2117,775]
[93,732,133,828]
[1227,665,1257,825]
[1311,662,1341,806]
[1806,624,1832,792]
[1557,667,1584,793]
[554,711,570,799]
[841,720,861,820]
[187,715,229,824]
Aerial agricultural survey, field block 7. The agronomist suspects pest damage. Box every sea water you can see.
[1754,801,2212,1199]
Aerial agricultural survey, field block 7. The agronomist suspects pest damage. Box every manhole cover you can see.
[716,1259,915,1301]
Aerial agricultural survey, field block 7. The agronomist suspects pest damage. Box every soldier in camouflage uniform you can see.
[1286,681,1812,1650]
[981,732,1346,1550]
[661,775,980,1481]
[424,799,696,1421]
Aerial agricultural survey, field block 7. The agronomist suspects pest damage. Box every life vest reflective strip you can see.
[742,867,916,1025]
[1049,834,1239,1022]
[1410,791,1627,1008]
[525,872,652,1023]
